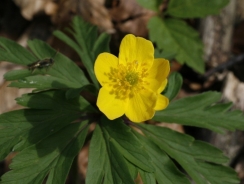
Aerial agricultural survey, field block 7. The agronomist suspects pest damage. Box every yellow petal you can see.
[154,94,169,111]
[94,53,118,87]
[125,89,157,123]
[146,58,170,92]
[118,34,154,70]
[97,87,126,120]
[158,79,168,93]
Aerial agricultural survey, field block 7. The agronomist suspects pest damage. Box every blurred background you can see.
[1,0,244,183]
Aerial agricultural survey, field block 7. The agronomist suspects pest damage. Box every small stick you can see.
[204,54,244,79]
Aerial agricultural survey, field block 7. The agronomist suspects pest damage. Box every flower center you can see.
[106,61,148,100]
[125,72,139,86]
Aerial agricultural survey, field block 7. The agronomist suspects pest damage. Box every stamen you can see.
[105,61,148,99]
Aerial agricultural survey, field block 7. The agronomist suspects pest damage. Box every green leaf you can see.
[0,90,95,160]
[135,0,163,12]
[65,84,98,100]
[134,131,190,184]
[166,0,229,18]
[8,76,80,90]
[4,69,31,81]
[86,125,108,184]
[0,90,93,183]
[16,90,96,112]
[139,124,239,184]
[139,169,156,184]
[27,39,88,85]
[153,91,244,133]
[125,159,138,181]
[4,39,89,91]
[93,32,111,58]
[54,16,111,89]
[0,37,36,65]
[46,122,89,184]
[52,30,80,54]
[154,48,176,60]
[148,17,204,73]
[86,124,134,184]
[196,162,240,184]
[1,121,89,184]
[107,140,135,184]
[163,72,182,101]
[101,117,154,172]
[0,110,75,161]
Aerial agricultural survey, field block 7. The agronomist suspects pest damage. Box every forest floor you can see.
[1,0,244,183]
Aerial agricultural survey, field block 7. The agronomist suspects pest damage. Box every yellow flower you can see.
[94,34,170,123]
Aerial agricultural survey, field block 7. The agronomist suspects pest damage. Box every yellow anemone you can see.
[94,34,170,123]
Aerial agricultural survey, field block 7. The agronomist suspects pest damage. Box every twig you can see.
[204,54,244,79]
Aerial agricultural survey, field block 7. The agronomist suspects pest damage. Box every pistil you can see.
[106,61,148,100]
